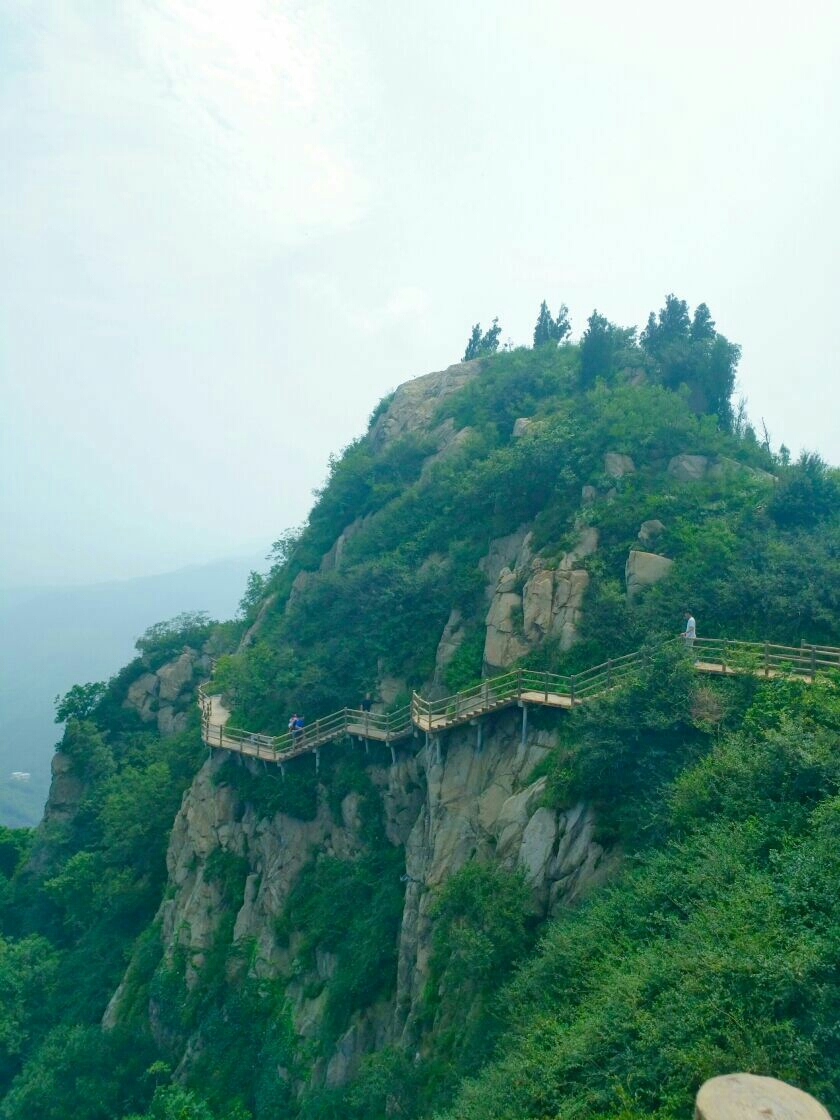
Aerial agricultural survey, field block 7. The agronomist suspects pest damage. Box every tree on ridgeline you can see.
[579,311,638,387]
[532,301,571,347]
[641,293,740,427]
[463,317,502,361]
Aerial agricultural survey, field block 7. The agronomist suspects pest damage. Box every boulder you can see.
[512,417,533,437]
[625,550,673,600]
[581,484,598,504]
[157,651,194,702]
[638,519,665,544]
[604,452,635,478]
[668,453,708,481]
[695,1074,831,1120]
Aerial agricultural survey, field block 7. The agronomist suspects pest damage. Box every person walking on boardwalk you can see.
[292,714,305,743]
[288,713,298,737]
[682,611,696,651]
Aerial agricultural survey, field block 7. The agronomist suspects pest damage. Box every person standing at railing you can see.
[360,694,373,713]
[293,714,305,743]
[682,611,696,651]
[288,713,298,736]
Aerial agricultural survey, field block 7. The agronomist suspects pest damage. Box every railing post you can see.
[544,670,548,703]
[764,641,770,678]
[518,667,523,699]
[570,675,576,705]
[811,645,817,682]
[607,659,613,688]
[723,638,728,673]
[219,725,223,748]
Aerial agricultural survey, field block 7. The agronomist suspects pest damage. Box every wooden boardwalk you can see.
[199,637,839,766]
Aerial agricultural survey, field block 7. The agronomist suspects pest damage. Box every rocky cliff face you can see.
[107,706,610,1091]
[123,648,211,736]
[481,526,597,672]
[369,360,480,452]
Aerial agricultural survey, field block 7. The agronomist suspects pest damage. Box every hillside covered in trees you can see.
[0,296,838,1120]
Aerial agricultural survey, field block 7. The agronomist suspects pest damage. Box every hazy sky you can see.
[2,0,838,588]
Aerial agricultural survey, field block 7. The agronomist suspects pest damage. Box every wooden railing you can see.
[198,686,412,764]
[199,637,839,764]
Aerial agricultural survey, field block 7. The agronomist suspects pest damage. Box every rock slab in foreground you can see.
[696,1074,832,1120]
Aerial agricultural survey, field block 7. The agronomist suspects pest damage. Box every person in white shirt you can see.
[682,611,696,650]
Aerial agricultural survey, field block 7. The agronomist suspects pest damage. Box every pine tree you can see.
[690,302,716,342]
[482,317,502,355]
[462,324,483,361]
[533,302,572,347]
[553,303,571,343]
[580,311,612,386]
[463,319,502,361]
[533,301,553,347]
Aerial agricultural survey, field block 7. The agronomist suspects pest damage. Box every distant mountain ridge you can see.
[0,555,260,825]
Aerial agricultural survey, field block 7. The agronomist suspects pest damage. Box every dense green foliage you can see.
[436,677,840,1120]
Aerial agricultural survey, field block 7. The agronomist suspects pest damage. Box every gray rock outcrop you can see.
[625,549,674,599]
[396,713,611,1041]
[512,417,532,437]
[108,710,610,1089]
[483,529,597,670]
[123,648,208,736]
[479,527,532,601]
[157,652,195,702]
[668,453,708,481]
[369,361,480,452]
[604,452,636,478]
[695,1074,832,1120]
[484,585,530,669]
[638,519,665,544]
